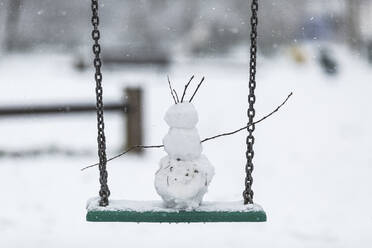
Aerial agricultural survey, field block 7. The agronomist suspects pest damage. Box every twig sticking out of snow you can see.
[181,75,194,102]
[189,77,205,103]
[201,92,293,143]
[173,89,180,103]
[167,75,177,104]
[81,92,293,171]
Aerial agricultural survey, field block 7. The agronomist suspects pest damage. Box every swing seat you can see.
[86,198,266,222]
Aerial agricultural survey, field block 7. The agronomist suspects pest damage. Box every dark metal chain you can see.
[243,0,258,205]
[91,0,110,207]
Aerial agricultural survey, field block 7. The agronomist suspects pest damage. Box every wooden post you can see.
[125,88,143,154]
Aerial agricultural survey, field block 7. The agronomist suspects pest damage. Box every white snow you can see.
[87,197,263,212]
[164,102,199,129]
[154,155,214,209]
[1,45,372,247]
[163,128,203,160]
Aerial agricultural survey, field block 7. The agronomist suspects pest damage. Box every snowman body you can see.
[155,102,214,209]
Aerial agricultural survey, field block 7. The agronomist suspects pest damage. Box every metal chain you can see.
[91,0,110,207]
[243,0,258,205]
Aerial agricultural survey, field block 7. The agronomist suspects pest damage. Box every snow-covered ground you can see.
[1,45,372,247]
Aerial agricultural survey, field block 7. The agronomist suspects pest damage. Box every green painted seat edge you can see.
[86,209,267,222]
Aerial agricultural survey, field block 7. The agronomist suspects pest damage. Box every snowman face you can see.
[164,102,199,129]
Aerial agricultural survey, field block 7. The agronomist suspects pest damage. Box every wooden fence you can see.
[0,87,144,154]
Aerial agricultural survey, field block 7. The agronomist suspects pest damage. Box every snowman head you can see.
[164,102,198,129]
[164,76,205,128]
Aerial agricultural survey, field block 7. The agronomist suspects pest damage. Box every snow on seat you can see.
[86,198,267,222]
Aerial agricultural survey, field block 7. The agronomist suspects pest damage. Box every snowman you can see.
[155,78,214,210]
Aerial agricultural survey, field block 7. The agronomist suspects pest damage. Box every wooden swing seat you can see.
[86,198,266,222]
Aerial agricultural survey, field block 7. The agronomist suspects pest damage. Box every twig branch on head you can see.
[181,75,194,103]
[189,77,205,103]
[167,75,177,104]
[173,89,180,103]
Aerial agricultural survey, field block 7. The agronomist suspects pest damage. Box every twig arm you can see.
[201,92,293,143]
[81,145,163,171]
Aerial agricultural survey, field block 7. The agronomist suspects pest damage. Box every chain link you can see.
[243,0,258,205]
[91,0,110,207]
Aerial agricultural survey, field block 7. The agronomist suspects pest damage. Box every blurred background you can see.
[0,0,372,247]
